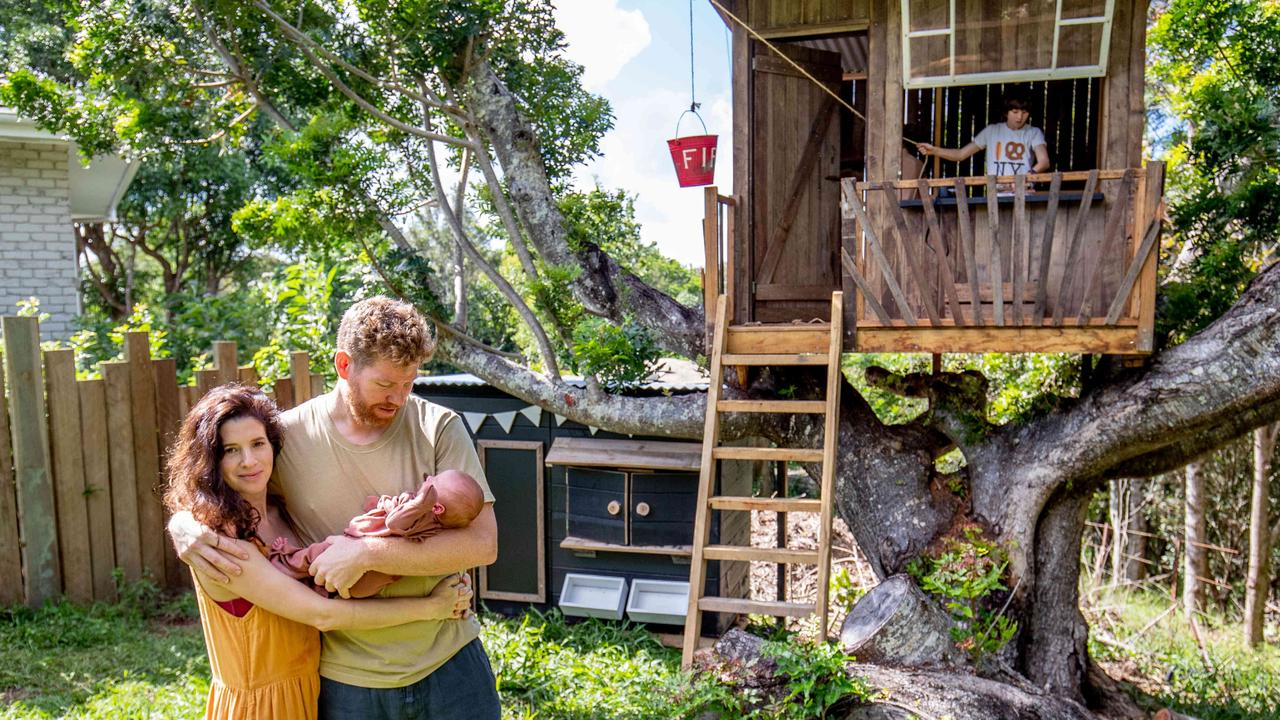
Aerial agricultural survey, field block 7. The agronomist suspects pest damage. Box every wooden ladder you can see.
[682,292,844,667]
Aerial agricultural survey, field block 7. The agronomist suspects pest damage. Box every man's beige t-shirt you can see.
[272,393,495,688]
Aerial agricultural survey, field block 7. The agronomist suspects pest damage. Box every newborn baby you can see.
[268,469,485,598]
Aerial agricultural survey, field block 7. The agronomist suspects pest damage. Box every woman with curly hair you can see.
[165,384,471,720]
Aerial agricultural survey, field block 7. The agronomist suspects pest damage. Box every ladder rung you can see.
[702,545,819,564]
[698,596,816,618]
[721,353,829,366]
[708,496,822,513]
[717,399,826,414]
[712,447,823,463]
[726,325,831,355]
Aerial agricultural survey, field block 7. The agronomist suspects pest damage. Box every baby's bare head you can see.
[427,469,485,527]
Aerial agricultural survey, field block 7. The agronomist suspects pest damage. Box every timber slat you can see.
[879,185,942,325]
[841,248,894,325]
[855,169,1128,191]
[954,176,984,326]
[1032,172,1064,323]
[985,176,1006,326]
[44,349,91,603]
[1012,175,1028,325]
[698,596,816,618]
[712,447,823,463]
[1053,169,1101,326]
[0,339,22,605]
[213,341,237,386]
[4,317,60,606]
[702,545,820,565]
[126,332,165,582]
[195,368,219,398]
[290,352,311,406]
[845,190,917,326]
[79,379,116,602]
[238,365,260,388]
[916,179,966,325]
[153,358,187,590]
[725,326,830,355]
[1076,170,1135,323]
[717,399,826,414]
[274,377,296,411]
[1107,213,1162,325]
[708,496,823,513]
[721,352,828,366]
[102,361,142,582]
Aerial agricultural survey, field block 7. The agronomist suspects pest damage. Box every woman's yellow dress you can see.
[192,559,321,719]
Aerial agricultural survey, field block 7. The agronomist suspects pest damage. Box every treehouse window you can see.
[900,0,1115,88]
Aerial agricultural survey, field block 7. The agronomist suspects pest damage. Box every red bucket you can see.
[667,134,718,187]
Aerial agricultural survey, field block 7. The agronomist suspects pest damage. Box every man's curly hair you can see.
[337,296,435,368]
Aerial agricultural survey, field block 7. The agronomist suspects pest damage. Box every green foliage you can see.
[570,316,661,390]
[908,525,1018,661]
[829,565,867,616]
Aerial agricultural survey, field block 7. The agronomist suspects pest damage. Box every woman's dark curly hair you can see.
[164,384,284,540]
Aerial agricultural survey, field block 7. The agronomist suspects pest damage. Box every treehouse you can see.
[702,0,1163,355]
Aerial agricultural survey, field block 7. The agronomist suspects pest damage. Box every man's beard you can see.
[345,384,396,428]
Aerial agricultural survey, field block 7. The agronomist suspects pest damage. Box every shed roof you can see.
[545,436,702,472]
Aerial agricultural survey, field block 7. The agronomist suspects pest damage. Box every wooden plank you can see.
[731,26,750,324]
[213,340,238,386]
[125,332,165,582]
[708,496,823,513]
[3,317,60,605]
[699,596,815,618]
[1032,172,1064,323]
[559,536,691,558]
[703,545,819,565]
[853,326,1144,354]
[756,98,838,284]
[1011,175,1028,325]
[855,169,1128,191]
[78,379,116,602]
[845,189,916,325]
[311,373,326,398]
[43,349,91,603]
[704,186,720,345]
[195,368,219,398]
[290,351,310,406]
[721,353,828,366]
[101,361,141,582]
[916,180,966,325]
[0,338,23,605]
[754,284,840,301]
[237,365,260,388]
[725,326,831,355]
[816,291,843,637]
[1076,170,1135,323]
[718,399,826,414]
[954,176,984,326]
[713,447,823,463]
[545,437,702,472]
[1053,169,1101,326]
[984,176,1006,326]
[880,186,942,325]
[152,357,187,590]
[1105,216,1161,325]
[1135,163,1165,351]
[274,377,295,411]
[841,248,894,325]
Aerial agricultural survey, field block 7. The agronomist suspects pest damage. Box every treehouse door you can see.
[749,42,842,323]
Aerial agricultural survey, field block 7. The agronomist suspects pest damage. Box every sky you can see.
[551,0,733,267]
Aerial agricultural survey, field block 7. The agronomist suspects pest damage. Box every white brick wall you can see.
[0,141,77,339]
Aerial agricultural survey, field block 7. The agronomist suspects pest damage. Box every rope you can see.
[688,0,698,113]
[707,0,922,150]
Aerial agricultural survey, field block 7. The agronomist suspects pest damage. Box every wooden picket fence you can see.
[0,316,328,607]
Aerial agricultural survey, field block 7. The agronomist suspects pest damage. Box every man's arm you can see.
[168,510,249,582]
[918,141,982,163]
[310,504,498,598]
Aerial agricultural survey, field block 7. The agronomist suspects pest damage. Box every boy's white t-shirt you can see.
[972,123,1046,176]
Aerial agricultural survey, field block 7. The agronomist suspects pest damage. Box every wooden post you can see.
[79,379,117,602]
[101,361,141,582]
[195,368,220,398]
[704,186,721,349]
[238,365,260,388]
[290,352,311,406]
[213,340,238,386]
[0,341,26,605]
[43,349,91,603]
[125,332,165,582]
[153,357,187,589]
[4,316,60,605]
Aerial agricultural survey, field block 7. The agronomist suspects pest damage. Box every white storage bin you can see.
[559,573,627,620]
[625,579,690,625]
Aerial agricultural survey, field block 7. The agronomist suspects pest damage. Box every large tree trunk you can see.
[1183,460,1208,620]
[1245,423,1277,647]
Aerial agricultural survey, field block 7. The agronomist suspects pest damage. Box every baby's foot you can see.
[423,572,473,620]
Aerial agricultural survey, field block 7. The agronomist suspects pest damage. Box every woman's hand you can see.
[918,142,937,156]
[420,572,474,621]
[169,510,249,583]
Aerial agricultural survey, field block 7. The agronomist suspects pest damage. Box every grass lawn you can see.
[3,580,1278,719]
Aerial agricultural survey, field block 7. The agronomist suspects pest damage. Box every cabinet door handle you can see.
[607,500,621,516]
[634,501,651,517]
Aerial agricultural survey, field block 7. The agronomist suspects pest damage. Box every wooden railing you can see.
[843,164,1163,352]
[0,318,328,607]
[702,187,737,345]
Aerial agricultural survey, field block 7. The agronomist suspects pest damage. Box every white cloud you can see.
[552,0,651,91]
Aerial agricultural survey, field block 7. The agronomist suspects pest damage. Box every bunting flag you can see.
[493,410,518,433]
[519,406,542,427]
[554,413,567,426]
[588,426,599,435]
[462,412,488,432]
